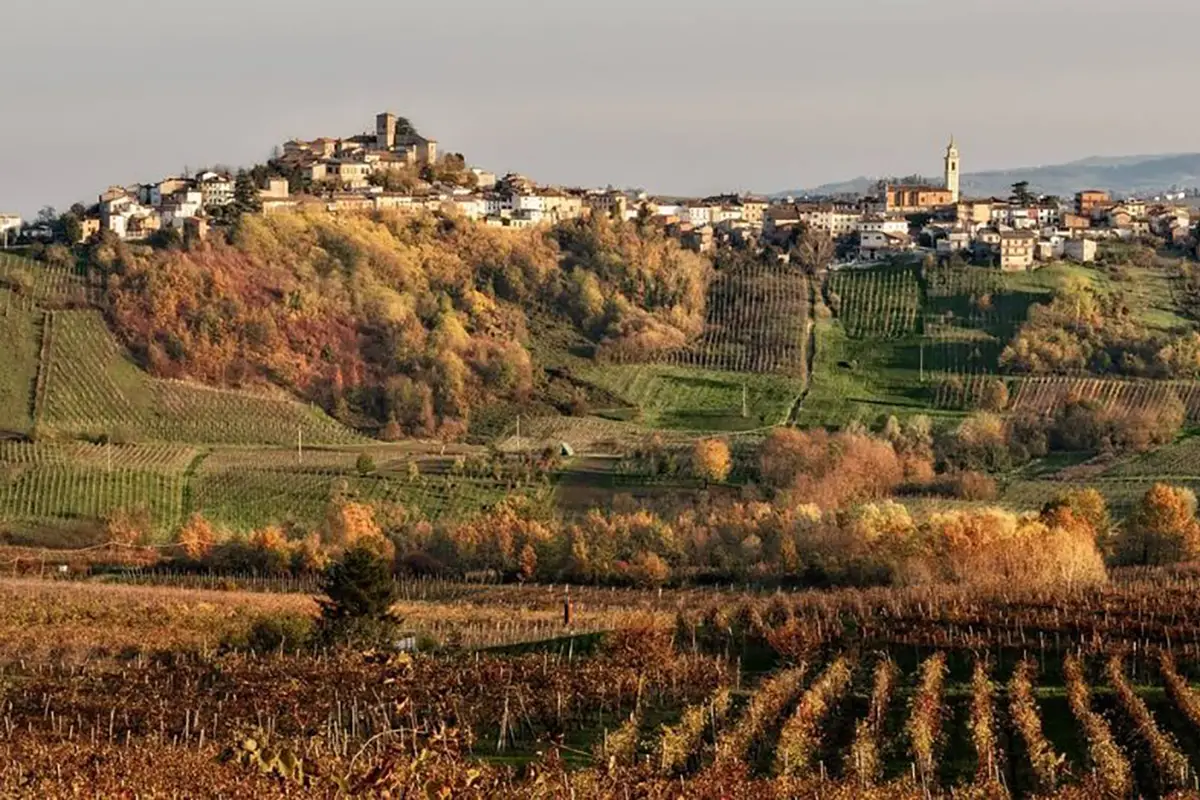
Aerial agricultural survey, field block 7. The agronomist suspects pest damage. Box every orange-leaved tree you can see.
[692,438,732,486]
[175,513,217,560]
[1119,483,1200,565]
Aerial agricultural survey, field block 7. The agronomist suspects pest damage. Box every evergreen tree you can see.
[318,544,400,639]
[233,169,262,215]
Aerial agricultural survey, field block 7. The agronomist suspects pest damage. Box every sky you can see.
[3,0,1200,217]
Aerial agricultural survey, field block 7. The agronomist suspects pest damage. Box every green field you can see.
[582,364,805,431]
[796,320,940,428]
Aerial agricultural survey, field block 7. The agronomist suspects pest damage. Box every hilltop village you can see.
[3,112,1196,270]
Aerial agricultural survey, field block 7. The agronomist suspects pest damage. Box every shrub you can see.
[175,513,217,560]
[947,470,998,501]
[976,378,1009,412]
[227,613,315,654]
[104,507,152,547]
[355,453,376,476]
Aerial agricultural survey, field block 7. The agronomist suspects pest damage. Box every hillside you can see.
[8,209,1200,544]
[0,215,804,541]
[787,152,1200,198]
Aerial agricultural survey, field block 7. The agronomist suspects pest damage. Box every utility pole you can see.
[919,342,925,383]
[741,384,748,419]
[297,425,303,464]
[515,414,521,454]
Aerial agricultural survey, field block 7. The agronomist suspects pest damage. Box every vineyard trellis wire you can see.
[658,261,810,375]
[828,266,920,339]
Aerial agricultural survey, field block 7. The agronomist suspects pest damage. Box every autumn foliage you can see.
[691,438,732,484]
[760,428,912,509]
[95,211,711,437]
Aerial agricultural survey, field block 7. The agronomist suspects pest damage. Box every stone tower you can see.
[944,136,960,203]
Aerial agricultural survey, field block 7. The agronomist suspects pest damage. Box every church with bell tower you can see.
[944,137,960,203]
[882,136,962,213]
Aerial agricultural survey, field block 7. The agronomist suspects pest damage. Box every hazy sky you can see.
[4,0,1199,216]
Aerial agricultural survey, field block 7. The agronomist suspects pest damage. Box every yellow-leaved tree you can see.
[692,439,731,486]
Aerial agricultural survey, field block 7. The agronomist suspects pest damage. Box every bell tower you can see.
[944,136,960,203]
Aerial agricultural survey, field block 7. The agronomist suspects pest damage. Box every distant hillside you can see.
[786,153,1200,199]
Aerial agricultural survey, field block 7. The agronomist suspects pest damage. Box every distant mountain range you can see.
[782,153,1200,200]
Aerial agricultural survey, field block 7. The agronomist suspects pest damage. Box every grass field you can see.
[796,320,948,428]
[582,364,805,431]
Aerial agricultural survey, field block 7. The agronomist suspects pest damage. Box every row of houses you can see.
[9,128,1199,261]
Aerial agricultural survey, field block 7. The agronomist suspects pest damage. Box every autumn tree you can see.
[976,378,1009,412]
[1119,483,1200,565]
[692,438,732,485]
[1043,488,1112,550]
[320,500,395,565]
[104,508,152,547]
[517,543,538,582]
[175,513,217,560]
[760,428,907,509]
[793,228,835,273]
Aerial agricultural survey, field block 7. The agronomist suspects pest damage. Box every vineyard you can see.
[0,290,38,434]
[827,266,921,339]
[580,365,805,433]
[663,261,811,375]
[33,309,363,446]
[1010,375,1200,422]
[0,251,98,310]
[10,572,1200,796]
[0,441,544,537]
[1103,436,1200,479]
